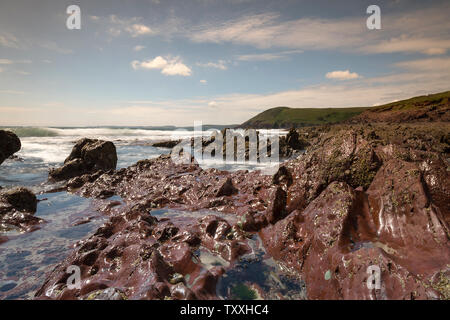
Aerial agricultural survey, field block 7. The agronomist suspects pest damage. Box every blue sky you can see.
[0,0,449,126]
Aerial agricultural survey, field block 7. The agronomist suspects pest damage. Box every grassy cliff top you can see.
[240,106,369,128]
[240,91,450,128]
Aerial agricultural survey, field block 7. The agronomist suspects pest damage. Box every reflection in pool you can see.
[0,192,107,300]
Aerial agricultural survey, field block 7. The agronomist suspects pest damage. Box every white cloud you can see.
[132,56,192,76]
[127,24,153,37]
[326,70,360,80]
[133,45,146,51]
[196,60,228,70]
[208,101,218,108]
[162,62,192,76]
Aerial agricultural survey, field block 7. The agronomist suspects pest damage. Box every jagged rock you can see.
[85,288,126,300]
[272,166,293,189]
[216,178,238,197]
[0,130,21,165]
[286,128,309,150]
[261,181,447,299]
[265,186,287,224]
[0,187,41,233]
[49,138,117,181]
[285,129,382,214]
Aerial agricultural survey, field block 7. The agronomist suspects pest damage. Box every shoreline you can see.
[0,122,449,299]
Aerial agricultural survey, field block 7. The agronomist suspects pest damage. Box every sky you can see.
[0,0,449,126]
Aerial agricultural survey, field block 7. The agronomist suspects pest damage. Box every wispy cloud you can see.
[39,41,73,54]
[236,49,303,61]
[131,56,192,76]
[0,59,32,75]
[0,90,26,94]
[0,59,31,65]
[0,32,19,48]
[395,57,450,72]
[187,4,450,55]
[92,15,154,38]
[196,60,228,70]
[0,59,14,65]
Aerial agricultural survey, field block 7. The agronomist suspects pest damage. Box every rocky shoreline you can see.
[1,123,449,300]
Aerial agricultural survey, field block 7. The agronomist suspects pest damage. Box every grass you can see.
[240,106,369,128]
[240,90,450,128]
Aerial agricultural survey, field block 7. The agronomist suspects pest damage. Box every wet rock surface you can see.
[0,187,42,233]
[0,130,21,166]
[152,140,181,148]
[36,123,449,300]
[49,138,117,181]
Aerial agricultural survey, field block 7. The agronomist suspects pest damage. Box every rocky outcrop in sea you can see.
[34,123,449,300]
[0,130,21,166]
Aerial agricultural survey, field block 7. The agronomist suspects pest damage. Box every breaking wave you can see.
[5,127,59,137]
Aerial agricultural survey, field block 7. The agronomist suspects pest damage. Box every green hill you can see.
[240,106,369,128]
[240,91,450,128]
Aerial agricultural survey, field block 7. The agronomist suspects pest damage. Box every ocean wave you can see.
[3,126,287,139]
[5,127,59,137]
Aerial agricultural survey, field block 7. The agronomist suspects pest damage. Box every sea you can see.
[0,126,287,299]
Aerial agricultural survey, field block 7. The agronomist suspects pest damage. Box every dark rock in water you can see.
[0,187,42,234]
[1,187,37,213]
[152,140,181,148]
[49,138,117,181]
[278,129,309,159]
[216,178,238,197]
[0,130,21,165]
